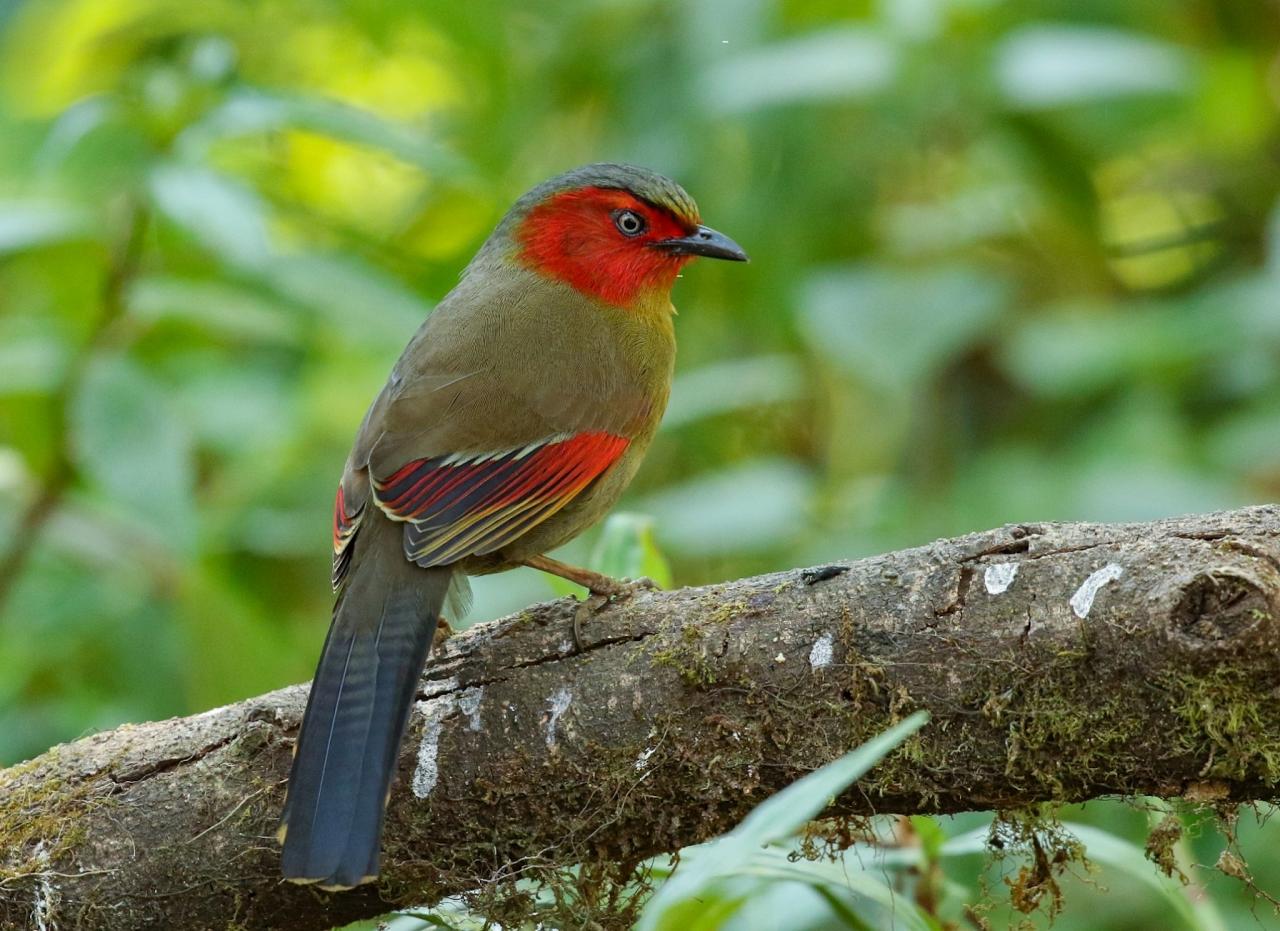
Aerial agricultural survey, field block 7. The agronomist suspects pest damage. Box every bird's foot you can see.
[584,573,659,599]
[432,616,455,651]
[571,594,608,652]
[569,576,659,651]
[519,555,660,650]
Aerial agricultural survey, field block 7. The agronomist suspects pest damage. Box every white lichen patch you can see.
[418,675,460,701]
[1070,563,1124,619]
[457,686,484,732]
[634,746,656,771]
[558,638,575,655]
[412,695,456,798]
[544,686,573,748]
[808,633,834,669]
[31,841,54,931]
[984,563,1019,595]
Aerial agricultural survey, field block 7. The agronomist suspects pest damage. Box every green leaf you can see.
[879,185,1027,255]
[996,301,1231,398]
[701,29,898,112]
[726,848,938,931]
[391,899,501,930]
[937,827,992,859]
[588,512,673,588]
[0,317,67,394]
[940,821,1207,929]
[632,459,813,556]
[35,97,116,172]
[735,714,929,845]
[149,163,274,269]
[665,355,806,429]
[128,276,301,345]
[1063,823,1201,930]
[264,254,431,348]
[69,354,195,549]
[0,201,93,255]
[1209,404,1280,473]
[800,264,1007,393]
[169,362,295,457]
[638,711,929,931]
[994,26,1194,109]
[176,89,469,177]
[811,886,878,931]
[707,880,859,931]
[399,915,464,930]
[911,814,948,861]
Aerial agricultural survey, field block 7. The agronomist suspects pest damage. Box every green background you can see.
[1,1,1277,928]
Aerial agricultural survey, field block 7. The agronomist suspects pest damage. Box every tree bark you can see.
[3,506,1279,930]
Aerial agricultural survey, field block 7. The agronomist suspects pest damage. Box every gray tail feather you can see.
[279,519,449,888]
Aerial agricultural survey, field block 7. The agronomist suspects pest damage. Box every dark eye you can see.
[613,209,647,237]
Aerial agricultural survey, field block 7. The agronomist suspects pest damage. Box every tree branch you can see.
[3,506,1280,930]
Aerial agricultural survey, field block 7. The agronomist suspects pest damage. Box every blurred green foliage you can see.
[1,0,1278,927]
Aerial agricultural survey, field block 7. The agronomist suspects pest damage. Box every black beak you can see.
[652,224,749,262]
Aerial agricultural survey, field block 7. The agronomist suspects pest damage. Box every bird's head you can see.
[479,163,747,308]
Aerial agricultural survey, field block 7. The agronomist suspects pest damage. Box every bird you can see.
[277,163,748,889]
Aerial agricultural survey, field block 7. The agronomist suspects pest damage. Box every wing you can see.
[332,432,629,585]
[374,431,629,566]
[332,483,365,589]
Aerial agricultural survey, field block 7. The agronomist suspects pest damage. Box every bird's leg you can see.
[521,554,657,651]
[520,553,635,597]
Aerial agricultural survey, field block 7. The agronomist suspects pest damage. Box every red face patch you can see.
[516,187,699,307]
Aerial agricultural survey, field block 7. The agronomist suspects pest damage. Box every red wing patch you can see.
[331,483,364,590]
[373,432,629,567]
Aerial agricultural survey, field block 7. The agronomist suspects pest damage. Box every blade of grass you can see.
[638,711,929,931]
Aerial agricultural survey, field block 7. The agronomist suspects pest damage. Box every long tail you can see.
[279,514,449,889]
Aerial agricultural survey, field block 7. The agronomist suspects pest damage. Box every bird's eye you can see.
[613,209,647,237]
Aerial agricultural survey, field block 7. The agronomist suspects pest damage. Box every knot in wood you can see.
[1167,569,1277,652]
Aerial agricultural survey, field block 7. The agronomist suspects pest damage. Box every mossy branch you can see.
[3,506,1280,930]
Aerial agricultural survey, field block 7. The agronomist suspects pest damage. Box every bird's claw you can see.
[432,616,455,652]
[572,577,659,651]
[572,593,609,651]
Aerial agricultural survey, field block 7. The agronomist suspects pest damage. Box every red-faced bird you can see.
[278,163,748,888]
